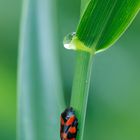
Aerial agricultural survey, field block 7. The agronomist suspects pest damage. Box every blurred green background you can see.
[0,0,21,139]
[0,0,140,140]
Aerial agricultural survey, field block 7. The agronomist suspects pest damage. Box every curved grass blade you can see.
[76,0,140,52]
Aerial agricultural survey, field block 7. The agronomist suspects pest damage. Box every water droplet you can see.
[63,32,94,54]
[63,32,76,50]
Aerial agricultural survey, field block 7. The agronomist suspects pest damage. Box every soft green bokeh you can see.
[0,0,21,139]
[0,0,140,140]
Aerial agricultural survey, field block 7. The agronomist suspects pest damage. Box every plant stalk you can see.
[70,51,94,140]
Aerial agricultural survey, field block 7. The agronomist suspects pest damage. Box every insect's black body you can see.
[60,107,78,140]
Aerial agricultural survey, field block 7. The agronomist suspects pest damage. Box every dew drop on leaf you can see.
[63,32,76,50]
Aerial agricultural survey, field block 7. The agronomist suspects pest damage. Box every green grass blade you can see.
[17,0,65,140]
[76,0,140,52]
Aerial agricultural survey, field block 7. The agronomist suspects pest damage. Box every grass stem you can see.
[70,51,95,140]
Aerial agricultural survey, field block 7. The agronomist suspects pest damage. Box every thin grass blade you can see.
[18,0,65,140]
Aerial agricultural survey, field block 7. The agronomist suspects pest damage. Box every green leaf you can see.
[80,0,90,14]
[76,0,140,53]
[17,0,65,140]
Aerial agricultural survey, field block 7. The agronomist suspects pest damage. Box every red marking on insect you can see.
[69,127,76,133]
[65,116,75,126]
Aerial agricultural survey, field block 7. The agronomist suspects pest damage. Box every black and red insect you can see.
[60,107,78,140]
